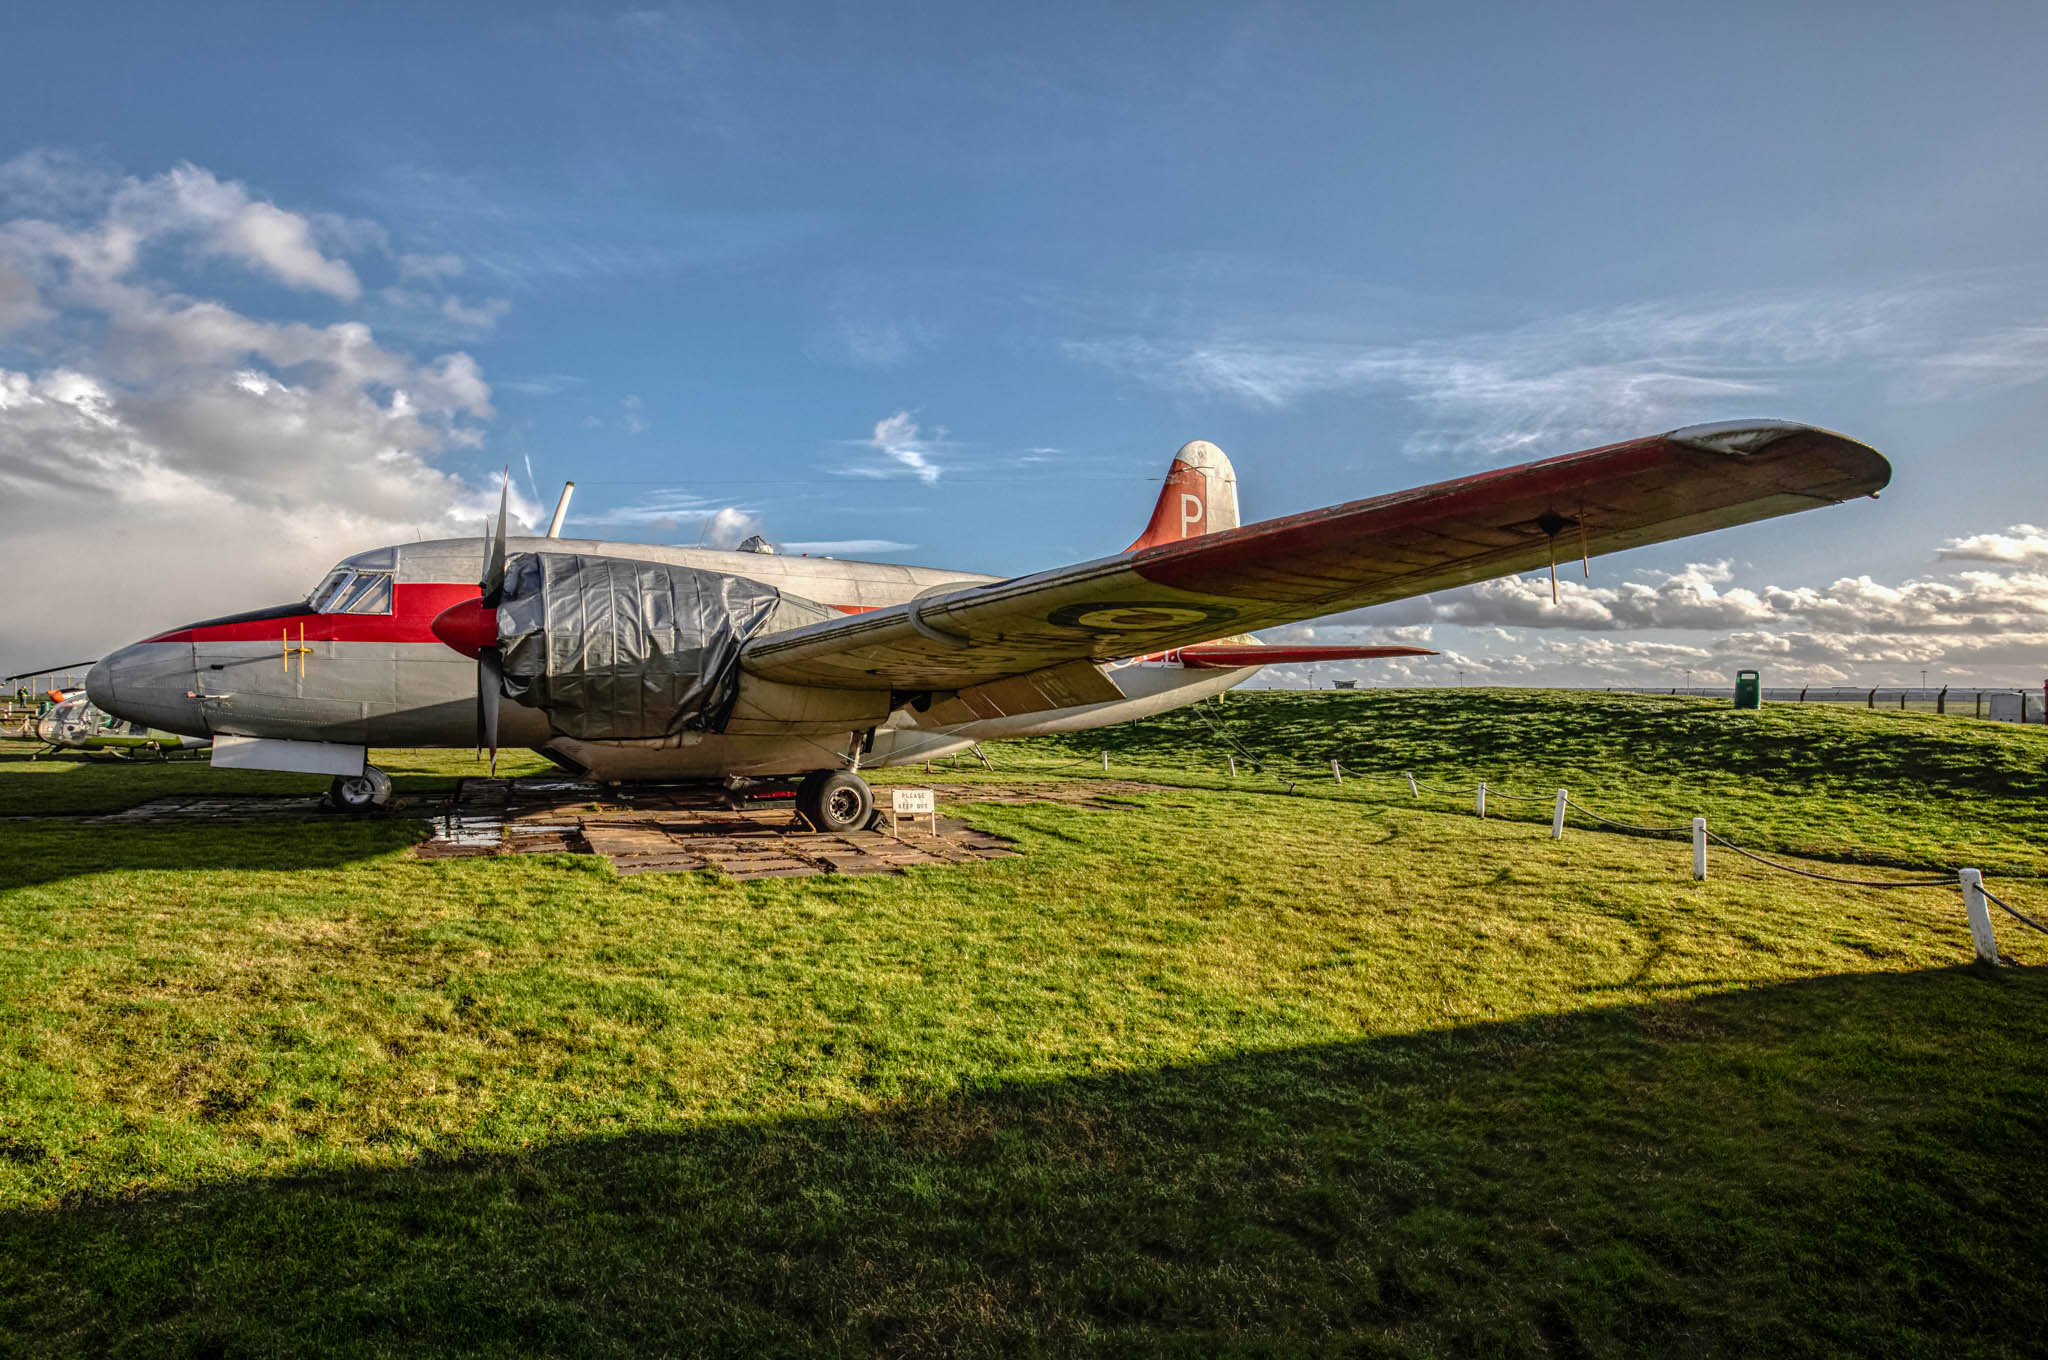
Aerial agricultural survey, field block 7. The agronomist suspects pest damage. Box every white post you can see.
[1331,759,1342,784]
[1101,749,1109,773]
[1959,869,1999,965]
[1476,781,1486,818]
[1227,755,1237,779]
[1405,771,1417,797]
[1692,817,1707,880]
[1552,788,1568,840]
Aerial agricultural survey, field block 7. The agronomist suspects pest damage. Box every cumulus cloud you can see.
[1396,558,2048,642]
[1267,547,2048,688]
[72,161,368,300]
[0,153,525,661]
[696,505,762,548]
[1938,524,2048,567]
[1434,561,1776,632]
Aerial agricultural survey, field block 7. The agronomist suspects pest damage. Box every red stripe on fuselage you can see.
[146,584,481,645]
[145,584,876,645]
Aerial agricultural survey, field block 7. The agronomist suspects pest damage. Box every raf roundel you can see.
[1045,601,1239,633]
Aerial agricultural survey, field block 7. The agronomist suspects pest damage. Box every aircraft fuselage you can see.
[87,536,1253,780]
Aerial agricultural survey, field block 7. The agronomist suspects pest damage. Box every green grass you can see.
[1010,689,2048,878]
[2,692,2046,1355]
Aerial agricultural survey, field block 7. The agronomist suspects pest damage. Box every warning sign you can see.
[890,787,936,835]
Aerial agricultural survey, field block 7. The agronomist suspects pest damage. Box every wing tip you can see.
[1665,419,1892,496]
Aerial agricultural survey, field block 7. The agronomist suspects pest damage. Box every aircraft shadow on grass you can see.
[2,967,2042,1356]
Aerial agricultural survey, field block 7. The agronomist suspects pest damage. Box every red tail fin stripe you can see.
[1126,459,1207,552]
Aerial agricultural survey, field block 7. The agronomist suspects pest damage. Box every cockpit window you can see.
[335,572,392,614]
[309,570,351,612]
[309,568,394,615]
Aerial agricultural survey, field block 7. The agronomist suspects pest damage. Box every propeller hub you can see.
[430,598,498,658]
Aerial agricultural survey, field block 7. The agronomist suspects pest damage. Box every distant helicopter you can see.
[1,685,208,758]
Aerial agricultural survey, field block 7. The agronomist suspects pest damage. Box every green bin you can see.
[1734,670,1761,709]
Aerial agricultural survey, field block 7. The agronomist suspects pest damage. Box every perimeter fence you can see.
[1612,685,2046,722]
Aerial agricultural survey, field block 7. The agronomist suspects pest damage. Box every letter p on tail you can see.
[1126,439,1240,551]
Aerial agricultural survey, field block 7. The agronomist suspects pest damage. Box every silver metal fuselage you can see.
[87,538,1254,780]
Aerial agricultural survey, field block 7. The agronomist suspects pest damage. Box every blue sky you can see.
[2,2,2045,686]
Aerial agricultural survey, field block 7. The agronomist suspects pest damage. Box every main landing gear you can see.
[795,769,874,832]
[329,764,393,813]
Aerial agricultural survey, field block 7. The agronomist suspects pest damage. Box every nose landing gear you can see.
[329,764,394,813]
[795,769,874,832]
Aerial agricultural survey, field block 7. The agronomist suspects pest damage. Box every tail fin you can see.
[1126,440,1240,552]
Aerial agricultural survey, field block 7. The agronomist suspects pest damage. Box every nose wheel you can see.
[329,765,393,813]
[795,769,874,832]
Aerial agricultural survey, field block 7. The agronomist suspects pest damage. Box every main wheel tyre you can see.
[330,765,393,813]
[795,769,873,832]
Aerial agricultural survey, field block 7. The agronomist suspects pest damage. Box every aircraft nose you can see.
[87,642,206,736]
[84,657,117,712]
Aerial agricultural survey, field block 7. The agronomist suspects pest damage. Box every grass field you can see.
[2,691,2045,1356]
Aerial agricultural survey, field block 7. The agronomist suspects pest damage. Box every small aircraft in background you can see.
[86,421,1890,829]
[1,686,210,758]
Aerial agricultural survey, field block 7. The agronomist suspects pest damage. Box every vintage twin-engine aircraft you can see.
[87,420,1890,828]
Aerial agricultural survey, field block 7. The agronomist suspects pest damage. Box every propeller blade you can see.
[481,468,510,606]
[477,646,503,775]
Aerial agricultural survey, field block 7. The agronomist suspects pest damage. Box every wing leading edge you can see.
[741,421,1890,692]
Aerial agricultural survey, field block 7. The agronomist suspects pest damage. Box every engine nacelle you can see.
[486,552,840,741]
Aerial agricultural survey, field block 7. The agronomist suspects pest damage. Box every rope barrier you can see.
[1562,797,1695,837]
[1981,886,2048,935]
[1020,736,2044,910]
[1408,774,1475,797]
[1476,787,1554,804]
[1699,831,1955,889]
[1011,743,2041,955]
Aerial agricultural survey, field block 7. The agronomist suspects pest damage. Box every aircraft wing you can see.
[740,421,1890,693]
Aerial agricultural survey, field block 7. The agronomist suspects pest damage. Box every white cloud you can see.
[570,488,767,546]
[697,505,761,548]
[1433,560,1776,632]
[1938,524,2048,567]
[838,409,946,484]
[1271,546,2048,688]
[779,538,916,556]
[1346,556,2048,645]
[1895,326,2048,401]
[496,372,583,397]
[88,162,368,301]
[1758,571,2048,635]
[439,295,510,331]
[1065,283,2048,460]
[0,155,524,661]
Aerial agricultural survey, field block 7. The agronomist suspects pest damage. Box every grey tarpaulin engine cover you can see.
[495,552,839,740]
